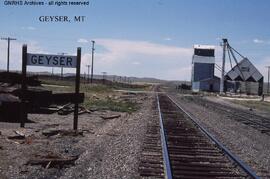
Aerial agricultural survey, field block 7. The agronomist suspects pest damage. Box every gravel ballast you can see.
[172,93,270,178]
[0,93,157,179]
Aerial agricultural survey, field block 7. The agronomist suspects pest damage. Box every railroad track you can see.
[139,93,259,179]
[181,95,270,135]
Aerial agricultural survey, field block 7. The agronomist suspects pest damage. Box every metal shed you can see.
[225,58,263,95]
[192,76,220,92]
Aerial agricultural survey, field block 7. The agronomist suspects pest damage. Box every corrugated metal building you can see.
[191,45,220,92]
[225,58,264,95]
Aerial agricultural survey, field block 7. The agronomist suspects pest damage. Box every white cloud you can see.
[253,38,264,44]
[132,61,141,65]
[77,38,89,43]
[165,66,191,81]
[95,38,191,58]
[87,38,193,80]
[164,37,172,41]
[0,40,47,71]
[255,57,270,79]
[21,26,36,30]
[80,39,270,81]
[6,38,257,81]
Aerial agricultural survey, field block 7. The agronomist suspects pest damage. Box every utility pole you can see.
[220,38,227,94]
[266,66,270,94]
[90,40,95,83]
[102,72,107,84]
[1,37,17,72]
[58,52,67,80]
[86,65,91,83]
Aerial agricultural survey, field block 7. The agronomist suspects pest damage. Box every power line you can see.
[1,37,17,72]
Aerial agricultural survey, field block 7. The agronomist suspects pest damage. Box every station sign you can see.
[21,45,81,130]
[27,53,77,68]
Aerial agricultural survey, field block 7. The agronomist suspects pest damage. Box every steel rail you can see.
[167,94,260,179]
[184,95,270,132]
[225,110,270,130]
[210,103,270,130]
[156,94,173,179]
[207,98,270,124]
[200,98,270,131]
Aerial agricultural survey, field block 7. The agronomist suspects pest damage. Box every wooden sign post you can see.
[20,45,82,130]
[73,48,81,130]
[21,45,28,128]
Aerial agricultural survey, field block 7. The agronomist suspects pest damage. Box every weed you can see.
[84,98,138,113]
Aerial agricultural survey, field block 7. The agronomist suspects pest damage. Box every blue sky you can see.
[1,0,270,80]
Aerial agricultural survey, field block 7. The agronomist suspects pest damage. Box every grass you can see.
[83,98,138,113]
[40,79,113,93]
[80,84,113,93]
[40,79,74,87]
[113,85,150,91]
[39,78,140,113]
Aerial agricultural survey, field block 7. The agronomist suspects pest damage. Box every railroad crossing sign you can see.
[21,45,81,130]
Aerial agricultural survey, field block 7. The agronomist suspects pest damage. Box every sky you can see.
[1,0,270,81]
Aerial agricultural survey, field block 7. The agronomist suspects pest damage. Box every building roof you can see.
[194,44,215,50]
[225,58,263,82]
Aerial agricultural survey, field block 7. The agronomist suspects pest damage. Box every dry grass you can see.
[40,78,139,113]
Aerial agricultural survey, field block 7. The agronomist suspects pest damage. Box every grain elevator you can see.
[191,45,220,92]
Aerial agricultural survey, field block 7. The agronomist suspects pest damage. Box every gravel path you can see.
[61,94,156,179]
[172,93,270,178]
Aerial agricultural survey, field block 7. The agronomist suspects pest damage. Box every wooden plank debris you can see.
[6,135,33,144]
[42,129,83,137]
[27,153,79,168]
[7,135,25,140]
[0,72,41,86]
[100,114,121,120]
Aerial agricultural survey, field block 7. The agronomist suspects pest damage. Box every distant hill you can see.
[0,70,184,84]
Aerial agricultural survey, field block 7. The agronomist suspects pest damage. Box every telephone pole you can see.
[102,72,107,84]
[266,66,270,94]
[220,38,227,94]
[86,65,91,83]
[1,37,17,72]
[90,40,95,83]
[58,52,67,80]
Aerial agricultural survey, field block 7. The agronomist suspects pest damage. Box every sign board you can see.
[21,45,81,130]
[27,53,77,68]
